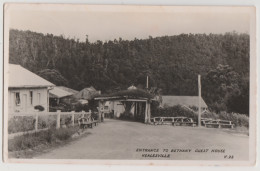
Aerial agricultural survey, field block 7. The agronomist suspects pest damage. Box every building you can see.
[49,86,78,106]
[8,64,54,113]
[95,88,154,123]
[161,96,208,111]
[103,86,137,117]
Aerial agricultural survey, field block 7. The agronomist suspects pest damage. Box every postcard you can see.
[3,4,256,166]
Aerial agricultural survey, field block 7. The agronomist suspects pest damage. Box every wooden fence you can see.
[8,110,92,138]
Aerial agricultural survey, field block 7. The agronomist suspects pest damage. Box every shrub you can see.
[218,111,249,128]
[152,105,197,121]
[119,111,135,120]
[34,105,45,111]
[8,127,79,152]
[151,105,249,128]
[38,115,57,129]
[54,128,76,141]
[8,116,35,134]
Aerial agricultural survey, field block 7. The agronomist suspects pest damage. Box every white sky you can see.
[6,4,251,42]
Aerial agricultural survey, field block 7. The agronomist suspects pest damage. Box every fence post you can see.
[71,111,75,127]
[57,110,61,129]
[35,113,38,131]
[82,110,84,118]
[89,110,92,119]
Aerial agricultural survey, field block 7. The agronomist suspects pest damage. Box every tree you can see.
[203,64,248,114]
[37,69,69,86]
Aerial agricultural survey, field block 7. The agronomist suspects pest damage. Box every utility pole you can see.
[198,75,201,127]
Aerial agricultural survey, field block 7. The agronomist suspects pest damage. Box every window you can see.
[38,93,41,105]
[15,92,20,106]
[30,91,33,105]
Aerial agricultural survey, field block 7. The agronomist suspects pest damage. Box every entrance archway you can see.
[94,89,153,123]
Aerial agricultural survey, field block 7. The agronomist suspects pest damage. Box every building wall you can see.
[112,101,125,118]
[9,88,49,113]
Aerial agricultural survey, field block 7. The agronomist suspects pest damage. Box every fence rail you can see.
[8,110,92,138]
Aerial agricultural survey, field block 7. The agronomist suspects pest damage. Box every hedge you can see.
[151,105,249,128]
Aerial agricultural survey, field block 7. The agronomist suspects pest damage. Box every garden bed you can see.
[8,126,83,158]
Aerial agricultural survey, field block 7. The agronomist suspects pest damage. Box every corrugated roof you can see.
[161,96,207,108]
[8,64,54,88]
[49,86,74,98]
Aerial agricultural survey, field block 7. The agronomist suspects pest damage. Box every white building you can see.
[8,64,54,113]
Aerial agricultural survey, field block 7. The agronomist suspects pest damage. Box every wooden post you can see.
[147,102,151,124]
[144,101,148,123]
[71,111,75,127]
[35,113,38,131]
[98,101,102,122]
[198,75,201,127]
[56,110,61,129]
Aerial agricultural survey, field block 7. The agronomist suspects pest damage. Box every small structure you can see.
[95,88,154,123]
[8,64,54,112]
[160,96,208,111]
[49,86,78,106]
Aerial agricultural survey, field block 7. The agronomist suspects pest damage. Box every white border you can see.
[1,0,259,171]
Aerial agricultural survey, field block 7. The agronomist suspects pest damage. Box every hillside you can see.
[9,29,250,114]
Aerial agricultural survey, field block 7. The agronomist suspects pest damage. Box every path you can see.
[36,119,249,160]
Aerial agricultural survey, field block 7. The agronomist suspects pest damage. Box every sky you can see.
[6,4,251,42]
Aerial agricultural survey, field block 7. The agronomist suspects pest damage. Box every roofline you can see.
[161,95,203,97]
[49,94,73,99]
[8,85,54,89]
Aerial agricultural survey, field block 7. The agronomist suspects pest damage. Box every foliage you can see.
[152,105,198,121]
[151,105,249,128]
[8,127,79,152]
[8,116,35,134]
[203,64,249,114]
[119,111,134,120]
[9,29,249,114]
[37,69,69,86]
[97,89,153,99]
[34,105,45,111]
[8,115,57,134]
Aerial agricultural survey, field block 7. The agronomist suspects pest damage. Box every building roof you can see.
[57,86,79,94]
[74,86,101,100]
[8,64,54,88]
[161,96,207,108]
[95,89,154,101]
[49,86,74,98]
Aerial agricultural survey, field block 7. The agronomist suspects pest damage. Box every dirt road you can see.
[36,119,249,160]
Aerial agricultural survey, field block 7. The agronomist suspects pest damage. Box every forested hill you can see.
[9,29,250,114]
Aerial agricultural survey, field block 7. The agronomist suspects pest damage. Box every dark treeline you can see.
[9,29,249,114]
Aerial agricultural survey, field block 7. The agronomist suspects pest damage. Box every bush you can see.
[8,127,78,152]
[8,116,35,134]
[218,111,249,128]
[34,105,45,111]
[151,105,249,128]
[152,105,198,121]
[38,115,57,129]
[119,111,134,120]
[54,128,76,141]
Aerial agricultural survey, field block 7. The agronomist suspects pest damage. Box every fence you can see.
[8,110,92,138]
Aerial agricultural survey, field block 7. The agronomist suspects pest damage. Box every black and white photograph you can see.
[3,4,256,165]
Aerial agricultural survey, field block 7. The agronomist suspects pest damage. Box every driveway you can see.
[36,119,249,160]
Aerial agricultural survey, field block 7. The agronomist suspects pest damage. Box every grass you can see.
[8,126,79,152]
